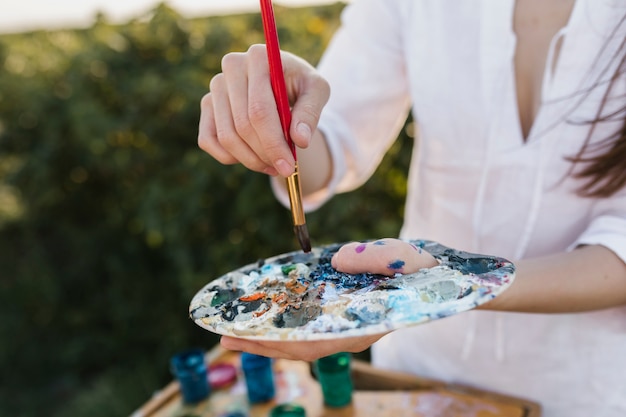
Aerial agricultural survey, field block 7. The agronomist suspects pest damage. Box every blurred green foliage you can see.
[0,3,413,416]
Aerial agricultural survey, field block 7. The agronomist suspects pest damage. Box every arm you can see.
[481,244,626,313]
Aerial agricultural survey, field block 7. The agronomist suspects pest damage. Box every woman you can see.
[198,0,626,415]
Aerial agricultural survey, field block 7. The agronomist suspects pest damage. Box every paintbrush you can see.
[259,0,311,253]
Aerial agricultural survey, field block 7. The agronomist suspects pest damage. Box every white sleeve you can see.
[271,0,413,212]
[570,189,626,264]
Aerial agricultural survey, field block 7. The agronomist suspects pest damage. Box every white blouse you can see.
[272,0,626,415]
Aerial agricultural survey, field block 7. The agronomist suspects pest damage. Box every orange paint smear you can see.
[253,305,271,317]
[285,279,308,294]
[239,292,266,302]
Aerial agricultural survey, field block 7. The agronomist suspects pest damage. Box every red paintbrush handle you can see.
[259,0,297,159]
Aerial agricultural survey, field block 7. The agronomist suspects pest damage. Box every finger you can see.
[210,73,275,174]
[287,60,330,149]
[332,239,438,275]
[221,52,275,174]
[198,92,237,164]
[220,333,386,362]
[247,44,297,177]
[220,337,300,360]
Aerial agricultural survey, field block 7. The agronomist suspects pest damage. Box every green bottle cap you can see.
[316,352,351,372]
[269,403,306,417]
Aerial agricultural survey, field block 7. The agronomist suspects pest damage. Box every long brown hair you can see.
[568,14,626,198]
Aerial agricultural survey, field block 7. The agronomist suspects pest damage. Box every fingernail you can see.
[296,122,311,145]
[275,159,294,177]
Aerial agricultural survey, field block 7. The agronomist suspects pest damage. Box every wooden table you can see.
[132,347,541,417]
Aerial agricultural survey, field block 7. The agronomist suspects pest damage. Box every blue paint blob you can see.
[388,259,405,270]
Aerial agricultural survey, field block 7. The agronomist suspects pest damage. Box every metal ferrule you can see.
[286,163,306,226]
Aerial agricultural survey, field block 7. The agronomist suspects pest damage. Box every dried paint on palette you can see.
[189,240,515,341]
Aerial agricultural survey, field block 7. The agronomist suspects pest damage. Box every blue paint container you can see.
[170,348,210,404]
[240,352,275,404]
[314,352,353,407]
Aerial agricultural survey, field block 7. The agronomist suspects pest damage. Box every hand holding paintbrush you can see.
[197,1,332,252]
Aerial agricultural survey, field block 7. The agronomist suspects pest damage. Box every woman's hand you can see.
[220,333,387,362]
[198,44,330,178]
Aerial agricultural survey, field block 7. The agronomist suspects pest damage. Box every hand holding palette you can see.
[189,239,515,341]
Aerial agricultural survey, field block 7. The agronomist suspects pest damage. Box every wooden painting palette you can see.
[189,240,515,341]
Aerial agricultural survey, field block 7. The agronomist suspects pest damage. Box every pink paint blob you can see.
[355,244,367,254]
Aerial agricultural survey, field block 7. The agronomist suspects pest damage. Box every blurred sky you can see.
[0,0,348,34]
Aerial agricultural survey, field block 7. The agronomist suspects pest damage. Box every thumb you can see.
[289,72,330,149]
